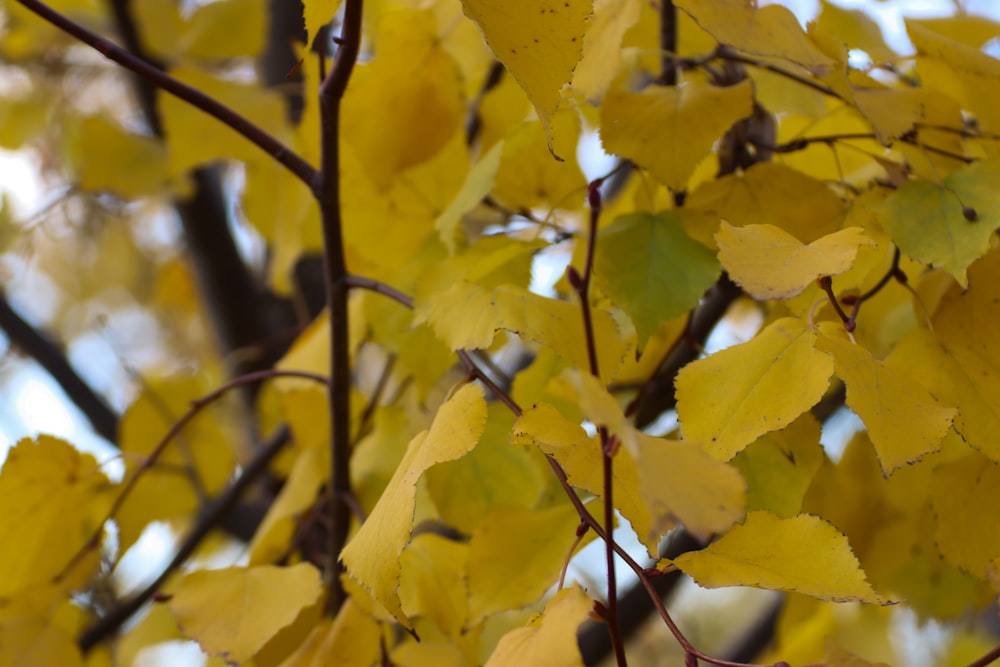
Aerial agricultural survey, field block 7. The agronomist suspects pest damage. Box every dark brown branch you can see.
[0,291,117,443]
[78,424,291,652]
[465,60,505,146]
[657,0,678,86]
[315,0,364,615]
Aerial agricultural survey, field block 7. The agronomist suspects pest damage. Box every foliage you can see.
[1,0,1000,666]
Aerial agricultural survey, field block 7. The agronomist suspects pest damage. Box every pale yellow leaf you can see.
[672,511,887,603]
[931,453,1000,578]
[400,534,469,638]
[483,586,592,667]
[341,384,487,629]
[716,223,872,300]
[169,563,323,664]
[248,448,326,565]
[435,140,505,252]
[277,598,381,667]
[676,318,833,460]
[571,0,642,103]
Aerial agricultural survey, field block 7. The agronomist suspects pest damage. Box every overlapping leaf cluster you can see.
[3,0,1000,665]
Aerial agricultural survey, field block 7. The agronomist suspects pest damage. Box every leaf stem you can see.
[11,0,316,187]
[315,0,364,615]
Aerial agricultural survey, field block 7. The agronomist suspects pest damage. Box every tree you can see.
[1,0,1000,664]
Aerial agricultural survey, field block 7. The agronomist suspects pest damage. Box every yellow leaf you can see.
[0,612,85,667]
[676,318,833,460]
[571,0,642,103]
[399,534,469,638]
[827,643,893,667]
[717,223,872,300]
[341,384,487,628]
[686,162,846,245]
[461,0,590,156]
[492,111,586,210]
[169,563,323,664]
[816,323,955,474]
[483,586,592,667]
[672,511,887,603]
[676,0,837,75]
[931,453,1000,578]
[426,404,545,535]
[889,328,1000,463]
[637,433,746,541]
[849,87,925,143]
[810,1,894,64]
[547,368,636,450]
[248,448,325,565]
[66,114,167,198]
[277,598,381,667]
[343,10,464,189]
[467,503,593,626]
[0,436,112,598]
[181,0,266,60]
[0,91,52,149]
[601,79,753,191]
[435,140,505,253]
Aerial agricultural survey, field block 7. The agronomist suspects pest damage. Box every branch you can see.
[77,424,291,653]
[0,291,117,443]
[13,0,316,187]
[657,0,677,86]
[315,0,364,615]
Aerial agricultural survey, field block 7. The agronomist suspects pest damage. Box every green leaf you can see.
[594,211,720,347]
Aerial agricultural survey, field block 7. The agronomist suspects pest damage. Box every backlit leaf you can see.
[594,211,720,346]
[571,0,642,103]
[0,437,111,598]
[341,384,487,628]
[817,323,955,474]
[467,503,592,626]
[483,586,592,667]
[169,563,323,664]
[717,223,872,300]
[672,511,887,603]
[601,79,753,191]
[435,140,505,252]
[877,159,1000,287]
[461,0,591,156]
[676,318,833,460]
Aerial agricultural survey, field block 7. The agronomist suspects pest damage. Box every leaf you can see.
[426,404,545,535]
[277,599,381,667]
[571,0,642,103]
[169,563,323,665]
[399,534,469,638]
[343,10,464,189]
[0,436,112,598]
[816,323,956,474]
[686,162,847,245]
[66,114,167,198]
[732,414,824,518]
[461,0,591,156]
[676,318,833,460]
[672,511,887,603]
[594,211,720,346]
[810,1,894,64]
[340,384,487,629]
[637,433,746,541]
[676,0,837,75]
[877,160,1000,287]
[248,448,326,565]
[467,503,592,626]
[827,644,893,667]
[483,586,592,667]
[716,223,872,300]
[435,140,505,252]
[889,328,1000,463]
[601,79,753,191]
[931,453,1000,578]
